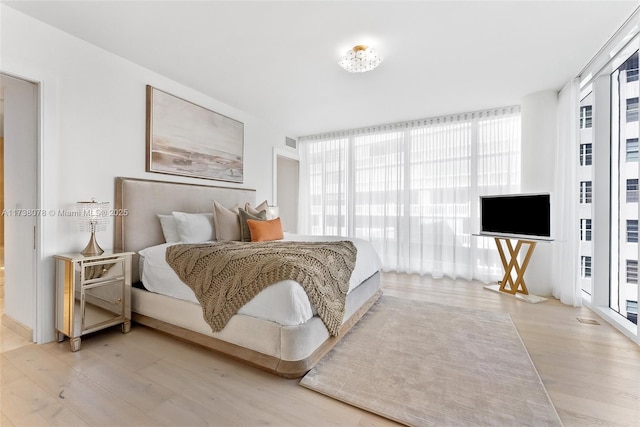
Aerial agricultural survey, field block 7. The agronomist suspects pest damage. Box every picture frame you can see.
[146,85,244,183]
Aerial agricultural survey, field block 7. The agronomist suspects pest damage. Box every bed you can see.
[114,177,382,378]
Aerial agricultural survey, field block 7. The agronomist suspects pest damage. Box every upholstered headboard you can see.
[114,177,256,282]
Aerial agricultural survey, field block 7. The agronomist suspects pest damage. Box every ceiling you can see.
[4,1,639,137]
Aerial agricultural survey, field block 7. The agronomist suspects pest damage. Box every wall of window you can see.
[610,49,639,324]
[299,108,521,281]
[580,10,640,342]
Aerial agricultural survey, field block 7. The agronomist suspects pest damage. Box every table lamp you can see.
[76,199,110,256]
[266,205,279,220]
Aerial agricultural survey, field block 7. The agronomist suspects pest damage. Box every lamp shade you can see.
[266,205,279,220]
[76,200,110,231]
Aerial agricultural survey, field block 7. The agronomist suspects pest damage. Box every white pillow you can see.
[171,212,215,243]
[157,214,180,243]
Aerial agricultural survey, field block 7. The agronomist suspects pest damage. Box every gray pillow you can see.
[238,208,267,242]
[212,200,241,241]
[245,200,269,216]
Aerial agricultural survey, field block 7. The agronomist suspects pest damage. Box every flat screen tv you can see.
[480,193,552,240]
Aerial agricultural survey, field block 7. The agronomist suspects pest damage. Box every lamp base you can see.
[81,232,104,257]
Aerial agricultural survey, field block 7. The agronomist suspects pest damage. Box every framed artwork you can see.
[146,85,244,183]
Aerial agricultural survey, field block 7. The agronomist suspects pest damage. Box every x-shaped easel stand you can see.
[494,237,537,295]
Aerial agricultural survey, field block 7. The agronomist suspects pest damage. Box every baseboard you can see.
[1,313,33,341]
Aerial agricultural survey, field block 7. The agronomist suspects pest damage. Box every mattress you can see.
[138,233,382,326]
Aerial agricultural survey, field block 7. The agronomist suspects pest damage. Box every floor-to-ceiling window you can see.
[299,107,520,281]
[305,137,349,236]
[579,91,594,295]
[610,50,639,325]
[579,13,640,341]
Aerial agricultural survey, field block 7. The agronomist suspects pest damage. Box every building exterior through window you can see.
[579,91,594,295]
[611,50,639,324]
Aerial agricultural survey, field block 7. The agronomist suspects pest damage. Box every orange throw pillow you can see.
[247,217,284,242]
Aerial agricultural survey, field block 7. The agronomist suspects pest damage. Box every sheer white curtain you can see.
[299,107,521,281]
[552,79,582,306]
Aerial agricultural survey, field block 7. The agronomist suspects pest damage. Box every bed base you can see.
[133,289,381,378]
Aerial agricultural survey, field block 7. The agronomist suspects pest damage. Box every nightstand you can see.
[54,251,134,351]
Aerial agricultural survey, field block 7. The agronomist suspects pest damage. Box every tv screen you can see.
[480,193,551,239]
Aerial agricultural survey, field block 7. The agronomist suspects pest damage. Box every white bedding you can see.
[138,233,382,326]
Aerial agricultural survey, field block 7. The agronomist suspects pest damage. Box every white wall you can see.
[520,90,558,296]
[1,5,288,343]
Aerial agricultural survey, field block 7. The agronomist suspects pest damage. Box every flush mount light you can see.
[338,45,383,73]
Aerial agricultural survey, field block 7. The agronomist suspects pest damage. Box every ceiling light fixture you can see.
[338,45,383,73]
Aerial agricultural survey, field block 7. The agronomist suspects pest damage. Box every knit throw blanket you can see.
[165,240,357,336]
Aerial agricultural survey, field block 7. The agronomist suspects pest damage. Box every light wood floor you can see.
[2,272,639,426]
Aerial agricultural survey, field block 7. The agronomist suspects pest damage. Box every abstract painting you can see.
[146,85,244,183]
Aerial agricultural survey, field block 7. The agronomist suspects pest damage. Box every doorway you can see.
[276,153,299,233]
[0,85,4,308]
[1,73,39,342]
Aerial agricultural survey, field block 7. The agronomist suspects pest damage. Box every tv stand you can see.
[494,237,537,295]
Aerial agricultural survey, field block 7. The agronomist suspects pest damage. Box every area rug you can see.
[300,296,562,426]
